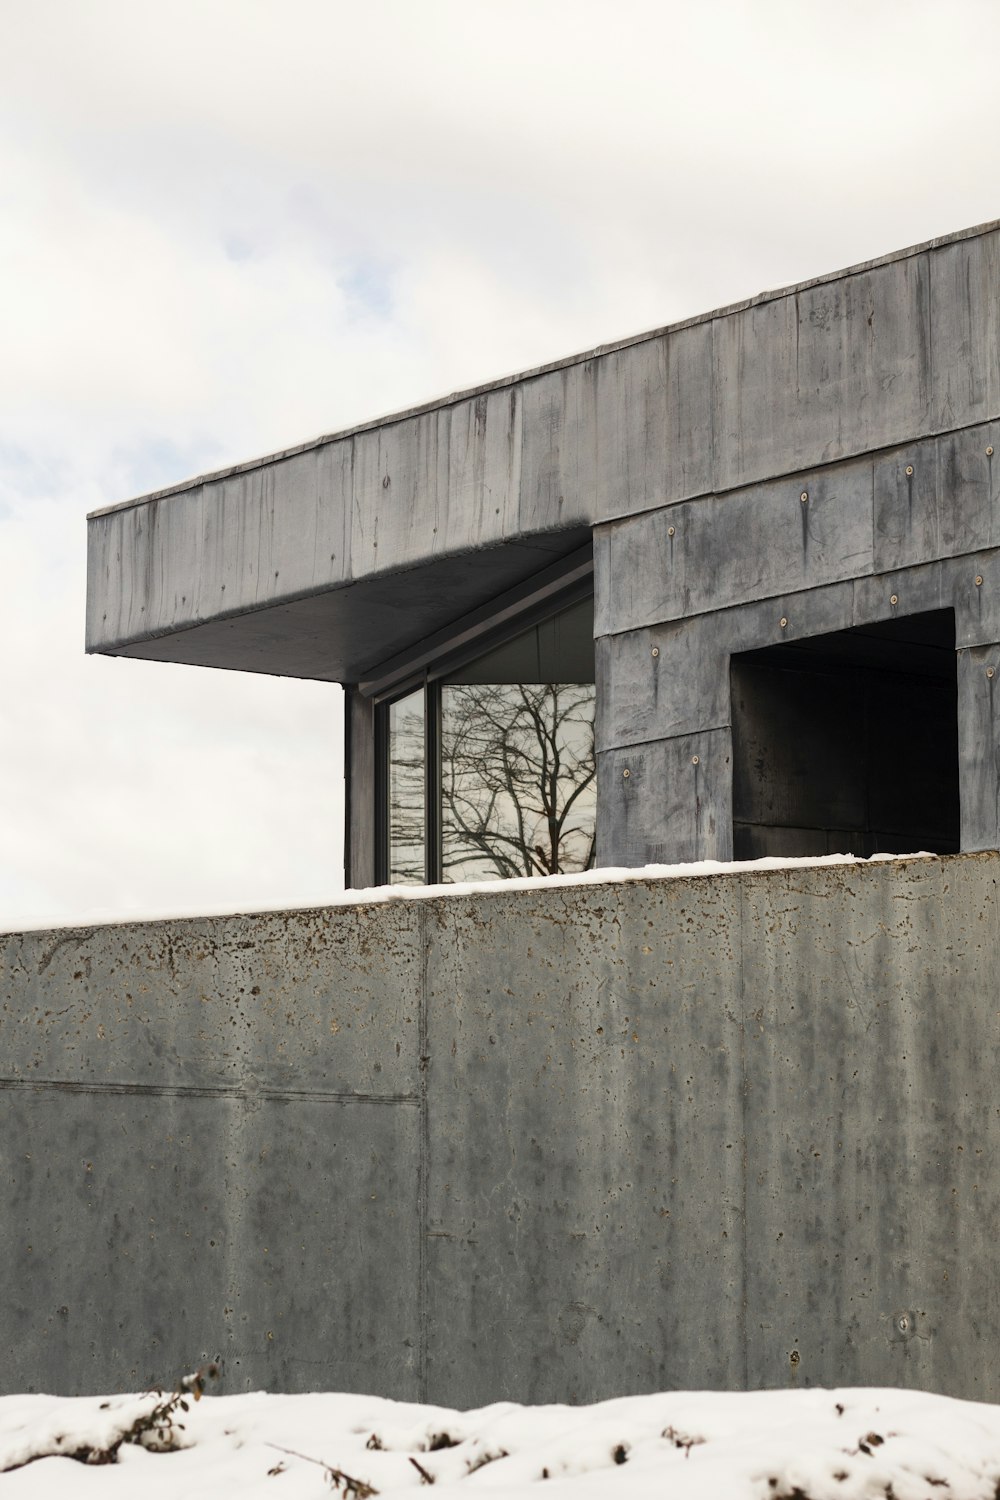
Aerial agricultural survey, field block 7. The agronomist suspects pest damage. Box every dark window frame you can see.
[369,547,594,886]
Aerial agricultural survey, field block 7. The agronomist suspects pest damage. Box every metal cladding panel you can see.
[958,642,1000,852]
[930,228,1000,431]
[595,583,855,753]
[873,421,1000,574]
[711,254,932,492]
[422,879,745,1406]
[593,335,671,518]
[595,459,873,639]
[518,360,600,535]
[348,399,523,579]
[596,729,734,868]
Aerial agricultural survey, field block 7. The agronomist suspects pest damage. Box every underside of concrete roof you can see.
[86,219,1000,684]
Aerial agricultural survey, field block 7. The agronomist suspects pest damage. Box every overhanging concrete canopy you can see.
[94,529,591,683]
[86,220,1000,686]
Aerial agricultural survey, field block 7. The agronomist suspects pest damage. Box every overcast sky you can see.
[3,0,1000,930]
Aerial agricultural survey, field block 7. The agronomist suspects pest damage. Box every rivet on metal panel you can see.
[779,617,788,629]
[691,755,700,765]
[622,767,631,778]
[667,525,676,537]
[988,667,996,680]
[976,575,984,587]
[905,465,914,477]
[890,594,898,606]
[800,491,809,504]
[651,646,660,658]
[988,447,995,458]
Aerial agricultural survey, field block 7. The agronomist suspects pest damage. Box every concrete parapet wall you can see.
[2,854,998,1403]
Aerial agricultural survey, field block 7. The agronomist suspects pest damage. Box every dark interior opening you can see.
[731,608,960,860]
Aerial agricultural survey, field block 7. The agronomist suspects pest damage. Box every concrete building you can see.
[3,220,997,1403]
[86,218,1000,887]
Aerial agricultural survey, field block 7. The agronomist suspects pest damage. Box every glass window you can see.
[387,688,425,884]
[440,681,596,882]
[379,595,595,886]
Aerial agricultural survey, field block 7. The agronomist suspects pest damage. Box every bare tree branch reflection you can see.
[387,695,425,883]
[440,682,596,881]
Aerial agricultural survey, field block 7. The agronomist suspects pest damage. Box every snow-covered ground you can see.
[3,1382,1000,1499]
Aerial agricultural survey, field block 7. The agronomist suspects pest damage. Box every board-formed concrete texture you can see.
[84,219,1000,877]
[3,855,999,1404]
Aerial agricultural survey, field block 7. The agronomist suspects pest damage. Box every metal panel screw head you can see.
[976,575,984,587]
[622,767,631,778]
[890,594,899,606]
[779,616,788,628]
[800,491,809,504]
[651,646,660,658]
[988,667,996,680]
[691,755,700,765]
[905,465,914,477]
[667,525,676,537]
[988,447,995,457]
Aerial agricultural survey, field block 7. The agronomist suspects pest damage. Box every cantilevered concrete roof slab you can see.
[86,220,1000,683]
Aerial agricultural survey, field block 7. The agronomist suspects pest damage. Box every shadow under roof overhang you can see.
[95,528,593,684]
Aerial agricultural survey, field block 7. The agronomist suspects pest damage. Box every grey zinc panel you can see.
[86,450,356,651]
[950,547,1000,647]
[518,360,600,536]
[711,290,798,492]
[931,228,1000,431]
[597,459,873,638]
[596,582,855,752]
[349,408,450,578]
[443,388,522,551]
[188,450,353,619]
[422,879,745,1406]
[873,423,1000,574]
[664,319,716,504]
[593,336,670,518]
[596,729,733,868]
[350,392,528,580]
[741,857,1000,1398]
[958,643,1000,851]
[712,257,932,492]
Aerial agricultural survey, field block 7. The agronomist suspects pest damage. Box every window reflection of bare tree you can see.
[387,700,425,883]
[440,682,596,881]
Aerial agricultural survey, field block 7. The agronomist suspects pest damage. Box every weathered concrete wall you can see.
[3,855,999,1403]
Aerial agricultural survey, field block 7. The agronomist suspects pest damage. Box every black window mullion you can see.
[374,700,389,886]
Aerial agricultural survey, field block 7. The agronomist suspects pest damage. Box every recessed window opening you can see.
[730,608,959,860]
[379,594,596,886]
